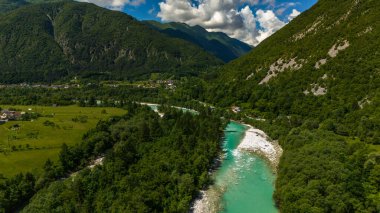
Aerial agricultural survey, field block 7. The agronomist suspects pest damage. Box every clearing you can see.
[0,105,126,178]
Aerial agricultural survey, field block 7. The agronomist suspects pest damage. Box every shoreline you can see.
[190,122,282,213]
[138,102,198,116]
[238,124,283,170]
[190,190,222,213]
[189,136,228,213]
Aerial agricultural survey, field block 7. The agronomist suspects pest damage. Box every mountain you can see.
[0,0,28,13]
[211,0,379,107]
[206,0,380,212]
[0,0,65,14]
[144,21,252,62]
[0,1,222,83]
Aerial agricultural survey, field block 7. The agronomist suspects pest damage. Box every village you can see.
[0,83,80,89]
[104,79,177,90]
[0,79,177,90]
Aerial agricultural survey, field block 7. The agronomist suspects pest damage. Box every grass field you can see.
[0,105,126,178]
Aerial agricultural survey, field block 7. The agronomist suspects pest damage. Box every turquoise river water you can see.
[145,104,278,212]
[213,121,278,213]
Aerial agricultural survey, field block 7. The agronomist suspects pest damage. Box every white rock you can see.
[238,125,282,168]
[328,40,350,58]
[260,58,304,84]
[315,59,327,69]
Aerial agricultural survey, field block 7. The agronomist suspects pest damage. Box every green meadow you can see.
[0,105,126,177]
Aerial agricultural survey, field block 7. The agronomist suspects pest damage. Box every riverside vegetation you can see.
[0,103,223,212]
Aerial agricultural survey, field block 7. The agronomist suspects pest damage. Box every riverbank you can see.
[191,190,221,213]
[191,122,278,213]
[138,102,198,116]
[238,124,283,169]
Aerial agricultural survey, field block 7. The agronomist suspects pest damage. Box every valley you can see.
[0,0,379,212]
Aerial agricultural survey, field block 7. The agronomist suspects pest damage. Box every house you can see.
[0,110,11,120]
[231,106,241,114]
[0,110,23,121]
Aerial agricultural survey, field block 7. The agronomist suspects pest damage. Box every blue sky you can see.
[81,0,318,45]
[124,0,317,22]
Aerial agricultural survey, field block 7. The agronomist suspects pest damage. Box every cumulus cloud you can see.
[276,2,297,15]
[288,9,301,21]
[78,0,145,11]
[262,0,276,7]
[256,9,286,43]
[241,0,260,6]
[158,0,290,46]
[74,0,300,45]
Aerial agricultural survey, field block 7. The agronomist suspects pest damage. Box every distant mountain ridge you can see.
[144,21,252,62]
[0,0,66,14]
[0,1,222,83]
[0,0,28,13]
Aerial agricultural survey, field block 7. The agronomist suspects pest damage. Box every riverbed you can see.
[142,104,279,212]
[193,122,278,213]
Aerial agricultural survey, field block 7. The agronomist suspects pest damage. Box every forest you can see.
[0,0,379,212]
[0,103,223,212]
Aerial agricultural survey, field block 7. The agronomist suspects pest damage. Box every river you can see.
[139,103,198,115]
[143,104,278,212]
[193,122,278,213]
[216,121,277,212]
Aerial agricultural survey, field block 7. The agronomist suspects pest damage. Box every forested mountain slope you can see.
[0,0,68,14]
[0,0,28,13]
[205,0,380,212]
[212,0,379,115]
[144,21,252,62]
[209,0,380,140]
[0,1,222,83]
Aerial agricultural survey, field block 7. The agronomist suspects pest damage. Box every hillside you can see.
[205,0,380,212]
[144,21,252,62]
[0,0,66,14]
[211,0,379,110]
[209,0,380,136]
[0,0,28,13]
[0,0,379,212]
[0,1,222,83]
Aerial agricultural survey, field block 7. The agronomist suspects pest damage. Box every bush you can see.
[72,116,88,123]
[43,120,56,127]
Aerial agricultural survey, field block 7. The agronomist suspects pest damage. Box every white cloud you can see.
[240,6,257,45]
[288,9,301,21]
[276,2,298,15]
[158,0,290,46]
[148,7,155,15]
[78,0,145,11]
[74,0,301,45]
[241,0,260,6]
[256,9,286,43]
[262,0,276,7]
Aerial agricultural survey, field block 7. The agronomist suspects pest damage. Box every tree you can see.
[59,143,73,171]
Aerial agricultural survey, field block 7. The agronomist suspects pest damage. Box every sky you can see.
[78,0,318,46]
